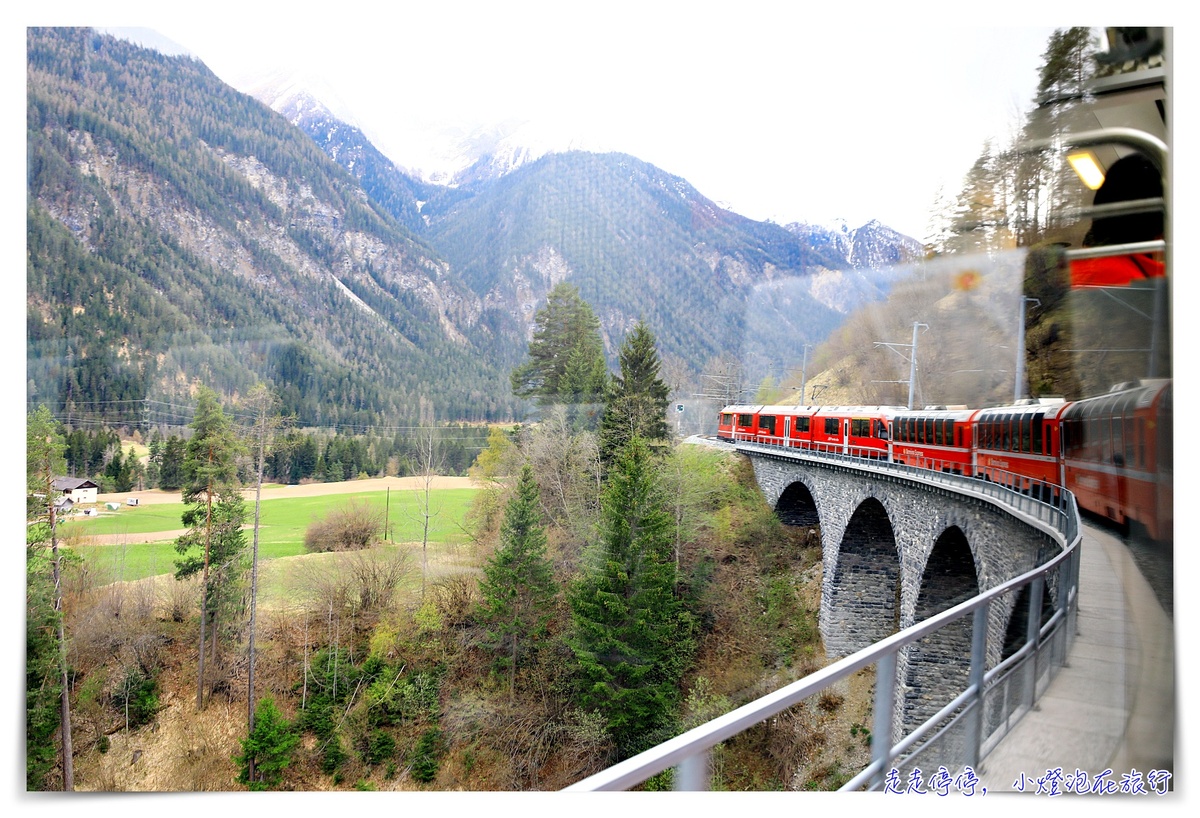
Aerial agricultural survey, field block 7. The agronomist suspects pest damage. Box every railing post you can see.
[1024,575,1045,707]
[966,599,990,768]
[674,751,709,791]
[870,652,897,789]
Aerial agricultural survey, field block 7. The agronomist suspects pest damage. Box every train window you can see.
[721,413,733,426]
[1031,413,1043,454]
[850,418,870,437]
[1110,414,1124,465]
[825,418,839,436]
[795,417,810,434]
[760,415,776,435]
[738,414,753,427]
[877,420,888,439]
[1020,416,1031,453]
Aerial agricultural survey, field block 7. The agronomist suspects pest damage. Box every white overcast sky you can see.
[15,2,1162,242]
[143,7,1057,241]
[13,4,1190,241]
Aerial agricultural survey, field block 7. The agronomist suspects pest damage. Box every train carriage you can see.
[971,399,1069,497]
[807,406,898,458]
[888,407,976,475]
[716,405,766,443]
[1060,379,1172,541]
[748,405,820,449]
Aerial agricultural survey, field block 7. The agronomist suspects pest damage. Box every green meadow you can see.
[63,487,478,584]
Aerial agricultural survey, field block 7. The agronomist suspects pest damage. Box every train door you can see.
[843,418,850,455]
[784,416,791,446]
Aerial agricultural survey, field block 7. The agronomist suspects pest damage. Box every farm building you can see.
[52,477,99,505]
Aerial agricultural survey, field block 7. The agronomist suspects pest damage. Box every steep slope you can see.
[261,78,443,237]
[270,91,925,387]
[26,27,515,425]
[421,151,854,381]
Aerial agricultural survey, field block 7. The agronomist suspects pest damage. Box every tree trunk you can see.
[49,501,73,791]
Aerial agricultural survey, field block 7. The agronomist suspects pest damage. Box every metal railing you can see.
[564,440,1080,792]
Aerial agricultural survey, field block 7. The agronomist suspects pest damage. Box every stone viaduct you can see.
[743,445,1064,731]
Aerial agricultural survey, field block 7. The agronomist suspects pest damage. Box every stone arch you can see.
[825,497,900,656]
[774,479,820,528]
[1000,582,1058,661]
[903,525,980,728]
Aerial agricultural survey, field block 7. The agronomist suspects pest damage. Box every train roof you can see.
[892,407,977,419]
[721,404,905,415]
[1062,378,1171,416]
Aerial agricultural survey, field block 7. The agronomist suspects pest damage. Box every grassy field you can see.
[64,487,479,583]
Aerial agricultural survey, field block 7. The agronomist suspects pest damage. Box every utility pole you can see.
[874,322,928,409]
[797,344,811,405]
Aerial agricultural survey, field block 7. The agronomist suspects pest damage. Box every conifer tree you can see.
[173,387,246,710]
[510,282,608,415]
[26,405,73,790]
[235,698,298,791]
[566,437,696,756]
[476,464,558,699]
[598,320,671,468]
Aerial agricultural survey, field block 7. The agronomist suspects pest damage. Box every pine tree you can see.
[566,437,696,756]
[1014,27,1099,243]
[235,698,298,791]
[173,387,246,710]
[510,282,608,413]
[26,405,73,790]
[598,320,671,468]
[475,464,558,699]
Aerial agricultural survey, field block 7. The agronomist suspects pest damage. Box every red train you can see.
[716,378,1172,542]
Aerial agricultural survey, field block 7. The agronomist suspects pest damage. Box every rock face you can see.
[29,27,927,425]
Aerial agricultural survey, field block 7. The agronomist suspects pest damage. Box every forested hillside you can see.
[276,93,925,399]
[28,28,928,428]
[26,27,515,426]
[422,151,851,379]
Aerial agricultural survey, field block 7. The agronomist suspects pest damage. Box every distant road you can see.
[95,475,479,507]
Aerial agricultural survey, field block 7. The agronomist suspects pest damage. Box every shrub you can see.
[304,500,384,552]
[364,730,396,765]
[409,727,446,783]
[113,665,159,730]
[235,698,299,791]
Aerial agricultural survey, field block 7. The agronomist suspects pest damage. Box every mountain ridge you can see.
[28,27,924,428]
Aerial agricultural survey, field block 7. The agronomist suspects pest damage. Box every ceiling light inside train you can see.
[1068,151,1105,190]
